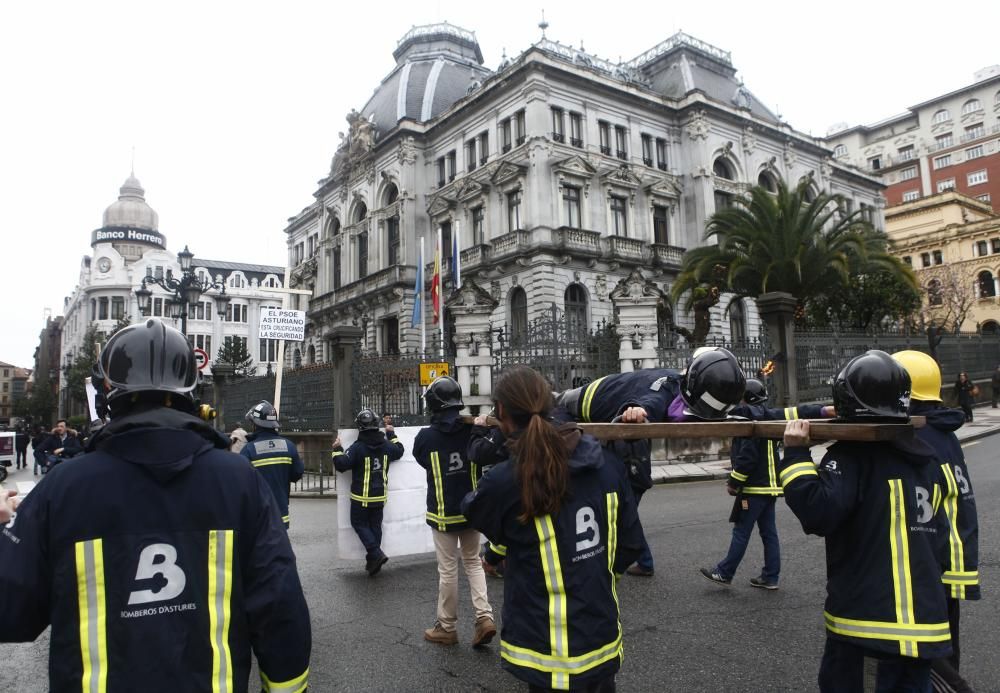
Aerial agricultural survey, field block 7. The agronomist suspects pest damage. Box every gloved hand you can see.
[726,482,739,497]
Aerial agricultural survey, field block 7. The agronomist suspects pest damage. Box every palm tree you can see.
[671,178,914,336]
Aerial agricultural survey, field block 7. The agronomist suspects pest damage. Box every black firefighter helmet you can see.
[743,378,769,406]
[832,350,911,422]
[246,401,279,430]
[96,318,199,415]
[424,376,464,412]
[355,409,380,431]
[680,347,746,420]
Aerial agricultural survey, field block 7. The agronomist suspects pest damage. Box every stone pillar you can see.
[610,269,664,373]
[327,325,364,429]
[756,292,798,406]
[445,280,499,412]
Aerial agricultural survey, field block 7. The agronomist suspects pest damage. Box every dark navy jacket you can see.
[728,404,825,496]
[575,369,682,423]
[413,410,478,532]
[332,429,404,507]
[240,430,304,527]
[34,431,84,465]
[911,403,980,600]
[780,437,951,659]
[468,424,509,476]
[0,407,311,692]
[462,431,643,690]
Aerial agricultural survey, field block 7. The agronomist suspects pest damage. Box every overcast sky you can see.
[2,0,999,368]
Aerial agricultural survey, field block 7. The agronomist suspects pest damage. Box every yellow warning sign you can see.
[419,362,450,386]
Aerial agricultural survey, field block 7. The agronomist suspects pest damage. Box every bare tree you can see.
[912,265,977,334]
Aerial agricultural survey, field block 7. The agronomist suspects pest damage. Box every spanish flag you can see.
[431,228,442,324]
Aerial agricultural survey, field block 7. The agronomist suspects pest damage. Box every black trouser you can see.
[930,598,974,693]
[820,637,931,693]
[529,675,615,693]
[349,501,385,559]
[992,386,999,407]
[15,449,27,468]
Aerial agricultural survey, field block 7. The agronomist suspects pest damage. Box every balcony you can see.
[460,244,491,271]
[643,157,653,167]
[552,132,565,143]
[491,230,532,260]
[606,235,647,263]
[502,144,512,153]
[600,145,611,156]
[570,137,583,148]
[554,226,602,258]
[616,150,628,160]
[650,243,686,269]
[516,136,526,146]
[657,161,668,171]
[332,264,415,305]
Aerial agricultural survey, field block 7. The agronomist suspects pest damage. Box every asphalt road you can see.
[2,440,997,692]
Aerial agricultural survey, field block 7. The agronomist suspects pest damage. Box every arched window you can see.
[713,158,736,180]
[982,320,999,335]
[510,287,528,344]
[358,231,369,278]
[383,183,399,207]
[962,99,982,116]
[729,298,747,343]
[328,216,341,237]
[932,109,950,124]
[757,170,778,192]
[228,273,246,289]
[308,344,316,364]
[977,270,996,298]
[927,279,943,306]
[833,144,848,158]
[353,201,368,224]
[564,284,588,339]
[802,184,818,203]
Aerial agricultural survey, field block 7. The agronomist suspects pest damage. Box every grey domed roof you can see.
[102,174,159,231]
[361,23,491,136]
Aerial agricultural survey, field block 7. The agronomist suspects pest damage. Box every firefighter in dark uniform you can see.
[240,400,304,529]
[701,379,830,589]
[0,318,311,692]
[462,366,644,692]
[468,418,509,578]
[413,377,496,647]
[555,347,747,576]
[893,350,980,693]
[332,409,404,576]
[779,350,951,692]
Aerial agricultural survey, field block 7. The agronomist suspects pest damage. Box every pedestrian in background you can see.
[463,366,643,692]
[332,410,404,576]
[230,422,248,453]
[953,372,975,422]
[30,426,46,475]
[990,364,1000,408]
[14,426,28,470]
[414,376,496,648]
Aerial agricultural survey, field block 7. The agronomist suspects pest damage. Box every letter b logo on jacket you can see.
[127,543,187,605]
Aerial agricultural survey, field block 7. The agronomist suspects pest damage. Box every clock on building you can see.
[97,257,112,273]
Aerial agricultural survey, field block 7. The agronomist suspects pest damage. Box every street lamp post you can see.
[134,245,232,335]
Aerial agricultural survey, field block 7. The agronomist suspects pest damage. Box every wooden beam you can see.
[460,416,925,443]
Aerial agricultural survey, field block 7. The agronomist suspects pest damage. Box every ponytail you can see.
[493,366,570,522]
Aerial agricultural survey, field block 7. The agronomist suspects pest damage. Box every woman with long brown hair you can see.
[462,366,643,692]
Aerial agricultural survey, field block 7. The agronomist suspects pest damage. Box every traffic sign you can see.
[419,362,450,386]
[193,348,209,371]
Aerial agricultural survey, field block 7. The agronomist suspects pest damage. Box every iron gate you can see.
[492,304,620,392]
[351,349,455,426]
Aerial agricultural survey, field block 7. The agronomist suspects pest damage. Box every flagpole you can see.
[420,236,426,355]
[438,226,444,359]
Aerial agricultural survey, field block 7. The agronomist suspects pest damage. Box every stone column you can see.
[327,325,364,429]
[610,269,664,373]
[756,292,798,406]
[445,280,499,412]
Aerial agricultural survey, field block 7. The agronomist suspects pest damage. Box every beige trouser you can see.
[432,528,493,631]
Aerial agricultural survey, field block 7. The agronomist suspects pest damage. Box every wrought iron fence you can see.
[351,350,455,426]
[492,304,620,392]
[795,328,1000,402]
[291,450,336,496]
[656,334,772,375]
[214,363,336,432]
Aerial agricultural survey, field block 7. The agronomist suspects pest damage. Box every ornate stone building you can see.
[284,23,883,368]
[58,175,286,418]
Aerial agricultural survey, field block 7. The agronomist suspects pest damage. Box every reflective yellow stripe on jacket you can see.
[261,668,309,693]
[351,455,389,506]
[888,479,918,657]
[76,538,108,693]
[580,377,606,422]
[940,463,976,598]
[742,441,782,496]
[251,456,292,468]
[535,514,570,690]
[606,492,623,646]
[208,529,235,693]
[779,462,817,487]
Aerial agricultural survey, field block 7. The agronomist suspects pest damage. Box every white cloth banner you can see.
[336,426,438,559]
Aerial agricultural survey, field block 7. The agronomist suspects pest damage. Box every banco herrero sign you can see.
[91,227,167,248]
